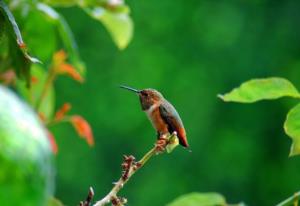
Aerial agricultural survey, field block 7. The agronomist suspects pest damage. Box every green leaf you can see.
[0,0,41,85]
[166,193,226,206]
[16,64,55,120]
[0,85,54,206]
[43,0,78,7]
[276,191,300,206]
[167,193,245,206]
[36,3,86,75]
[284,103,300,156]
[218,77,300,103]
[42,1,133,49]
[22,8,57,63]
[85,6,133,49]
[166,133,179,153]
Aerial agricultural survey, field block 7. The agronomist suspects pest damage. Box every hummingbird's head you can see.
[139,89,164,110]
[119,85,164,111]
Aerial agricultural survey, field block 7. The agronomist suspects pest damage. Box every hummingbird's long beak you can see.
[119,85,140,93]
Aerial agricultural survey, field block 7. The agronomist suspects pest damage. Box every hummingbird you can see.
[120,85,189,148]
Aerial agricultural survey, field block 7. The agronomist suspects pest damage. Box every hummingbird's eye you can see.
[141,91,148,96]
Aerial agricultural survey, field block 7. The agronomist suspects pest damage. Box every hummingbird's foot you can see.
[155,134,168,153]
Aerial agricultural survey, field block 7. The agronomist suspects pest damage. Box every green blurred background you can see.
[48,0,300,205]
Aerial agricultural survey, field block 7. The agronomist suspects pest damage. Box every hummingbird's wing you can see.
[159,102,189,147]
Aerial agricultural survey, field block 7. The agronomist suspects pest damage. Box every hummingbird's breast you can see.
[145,104,169,134]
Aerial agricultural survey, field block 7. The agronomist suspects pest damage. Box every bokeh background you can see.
[50,0,300,205]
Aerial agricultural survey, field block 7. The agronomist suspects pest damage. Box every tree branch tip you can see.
[89,187,94,197]
[79,186,95,206]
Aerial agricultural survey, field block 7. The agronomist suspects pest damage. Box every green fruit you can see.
[0,85,54,206]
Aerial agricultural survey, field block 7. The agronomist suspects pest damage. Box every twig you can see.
[35,65,56,110]
[88,133,178,206]
[80,187,95,206]
[46,116,71,126]
[276,191,300,206]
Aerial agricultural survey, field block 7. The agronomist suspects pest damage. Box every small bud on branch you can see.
[80,187,94,206]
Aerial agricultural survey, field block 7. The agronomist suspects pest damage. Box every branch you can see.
[80,132,179,206]
[276,191,300,206]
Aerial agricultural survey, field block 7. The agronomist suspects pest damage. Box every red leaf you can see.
[70,115,94,146]
[54,103,72,121]
[53,50,67,66]
[58,64,84,83]
[47,130,58,154]
[52,50,84,83]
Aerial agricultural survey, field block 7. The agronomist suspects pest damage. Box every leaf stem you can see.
[35,66,56,111]
[46,116,72,127]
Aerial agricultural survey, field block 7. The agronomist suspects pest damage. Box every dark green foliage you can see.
[1,0,300,206]
[0,0,40,86]
[53,1,300,205]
